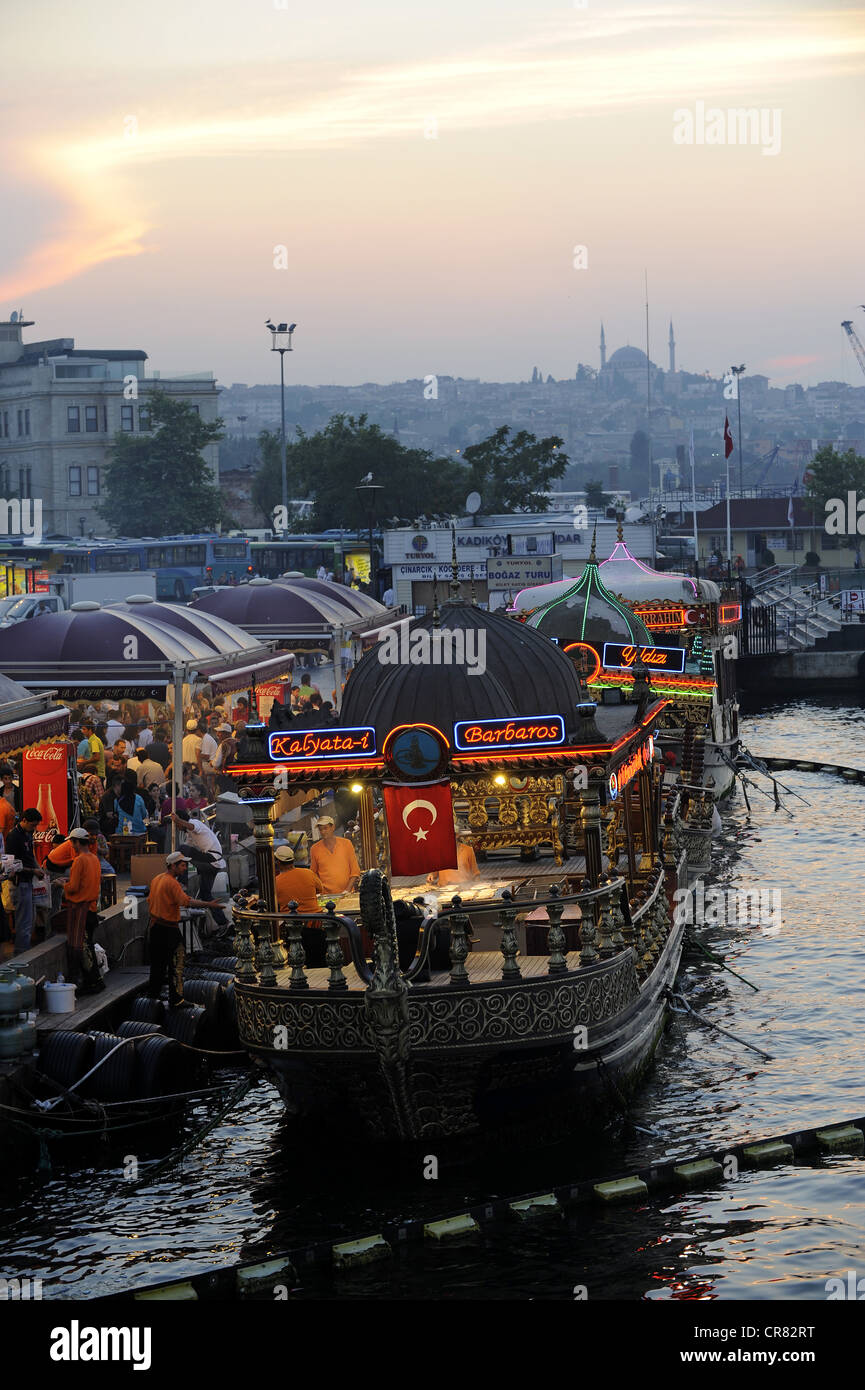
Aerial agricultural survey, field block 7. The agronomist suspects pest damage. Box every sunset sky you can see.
[2,1,864,388]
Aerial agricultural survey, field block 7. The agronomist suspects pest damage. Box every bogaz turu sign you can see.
[486,555,564,590]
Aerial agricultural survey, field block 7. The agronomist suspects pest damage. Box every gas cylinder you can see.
[0,969,23,1019]
[0,1020,25,1058]
[10,969,35,1013]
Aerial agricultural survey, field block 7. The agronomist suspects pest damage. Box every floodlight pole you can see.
[268,324,295,532]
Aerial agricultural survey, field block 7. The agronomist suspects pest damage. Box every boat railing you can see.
[230,864,673,992]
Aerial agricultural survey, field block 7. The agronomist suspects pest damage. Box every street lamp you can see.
[355,476,383,598]
[265,320,296,532]
[731,364,745,496]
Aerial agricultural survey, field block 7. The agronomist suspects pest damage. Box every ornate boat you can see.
[224,578,712,1143]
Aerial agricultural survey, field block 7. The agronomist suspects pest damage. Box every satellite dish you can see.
[465,491,482,515]
[10,311,17,323]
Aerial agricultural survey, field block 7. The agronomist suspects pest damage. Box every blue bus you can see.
[250,534,369,584]
[48,535,252,600]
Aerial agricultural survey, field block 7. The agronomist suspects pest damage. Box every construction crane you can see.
[753,442,781,487]
[841,319,865,381]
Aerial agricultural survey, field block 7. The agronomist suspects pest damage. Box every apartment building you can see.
[0,314,220,537]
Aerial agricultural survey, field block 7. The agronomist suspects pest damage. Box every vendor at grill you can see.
[274,844,323,913]
[427,833,481,888]
[309,816,361,895]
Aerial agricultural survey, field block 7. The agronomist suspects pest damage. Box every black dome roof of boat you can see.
[340,597,583,747]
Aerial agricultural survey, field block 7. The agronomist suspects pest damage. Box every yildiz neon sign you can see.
[602,642,686,674]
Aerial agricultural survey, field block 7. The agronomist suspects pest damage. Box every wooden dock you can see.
[36,967,150,1040]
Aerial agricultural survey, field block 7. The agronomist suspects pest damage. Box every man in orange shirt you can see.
[309,816,361,895]
[146,851,221,1008]
[274,844,323,913]
[0,792,14,844]
[275,843,327,966]
[427,834,481,889]
[62,828,105,994]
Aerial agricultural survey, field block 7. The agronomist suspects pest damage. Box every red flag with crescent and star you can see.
[382,782,458,876]
[723,415,734,459]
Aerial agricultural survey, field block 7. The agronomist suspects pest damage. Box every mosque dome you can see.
[607,345,650,368]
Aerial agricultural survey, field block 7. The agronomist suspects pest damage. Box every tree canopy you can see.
[462,426,567,513]
[251,414,568,527]
[99,388,226,535]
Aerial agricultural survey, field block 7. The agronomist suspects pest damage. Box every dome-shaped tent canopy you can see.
[191,577,369,632]
[106,595,263,656]
[0,605,215,666]
[273,575,386,620]
[340,596,584,748]
[524,532,653,653]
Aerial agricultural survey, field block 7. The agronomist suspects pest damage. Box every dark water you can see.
[1,697,864,1300]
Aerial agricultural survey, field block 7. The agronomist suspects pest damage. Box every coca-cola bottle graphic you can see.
[34,781,60,863]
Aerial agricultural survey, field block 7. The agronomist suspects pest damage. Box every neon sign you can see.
[719,603,742,624]
[633,606,686,630]
[608,737,653,799]
[268,727,377,762]
[563,641,601,683]
[602,643,686,674]
[453,715,566,751]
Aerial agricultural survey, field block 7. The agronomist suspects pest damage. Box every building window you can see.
[69,467,82,497]
[23,409,30,436]
[139,406,151,430]
[18,467,31,496]
[85,406,99,432]
[102,405,108,432]
[87,466,100,496]
[121,404,134,431]
[67,406,80,433]
[17,410,24,436]
[2,412,8,437]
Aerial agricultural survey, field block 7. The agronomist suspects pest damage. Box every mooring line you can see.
[667,989,773,1060]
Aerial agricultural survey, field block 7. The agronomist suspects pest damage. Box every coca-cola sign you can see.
[22,741,69,864]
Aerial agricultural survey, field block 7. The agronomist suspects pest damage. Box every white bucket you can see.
[44,982,77,1014]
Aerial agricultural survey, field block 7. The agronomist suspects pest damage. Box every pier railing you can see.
[230,862,673,993]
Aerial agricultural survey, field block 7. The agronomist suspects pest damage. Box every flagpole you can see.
[689,426,699,577]
[725,452,732,572]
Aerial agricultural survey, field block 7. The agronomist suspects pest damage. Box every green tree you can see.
[252,414,467,529]
[584,478,607,510]
[99,388,225,535]
[805,445,865,560]
[462,426,567,513]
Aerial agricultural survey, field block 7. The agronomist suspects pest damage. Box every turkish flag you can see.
[383,782,458,876]
[723,415,734,459]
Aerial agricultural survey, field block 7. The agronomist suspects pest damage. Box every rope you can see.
[684,930,760,992]
[125,1075,254,1191]
[667,988,774,1061]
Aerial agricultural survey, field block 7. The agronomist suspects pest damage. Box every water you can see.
[1,697,864,1300]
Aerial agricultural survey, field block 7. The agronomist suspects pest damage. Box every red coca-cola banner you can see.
[383,782,457,877]
[22,742,69,864]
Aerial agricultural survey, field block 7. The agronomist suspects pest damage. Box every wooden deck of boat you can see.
[390,855,589,897]
[273,949,583,993]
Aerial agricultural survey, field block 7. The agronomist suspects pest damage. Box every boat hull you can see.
[237,921,685,1143]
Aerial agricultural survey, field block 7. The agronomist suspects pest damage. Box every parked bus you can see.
[250,534,369,584]
[0,535,252,601]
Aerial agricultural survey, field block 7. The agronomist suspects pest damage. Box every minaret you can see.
[668,320,676,375]
[600,323,607,371]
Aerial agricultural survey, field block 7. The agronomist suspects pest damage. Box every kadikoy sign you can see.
[453,715,566,751]
[602,643,686,675]
[268,727,376,762]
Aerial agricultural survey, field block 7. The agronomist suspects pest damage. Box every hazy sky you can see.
[2,1,864,389]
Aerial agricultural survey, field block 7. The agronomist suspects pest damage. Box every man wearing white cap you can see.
[146,851,221,1008]
[309,816,361,895]
[181,719,203,769]
[274,844,323,914]
[61,827,104,994]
